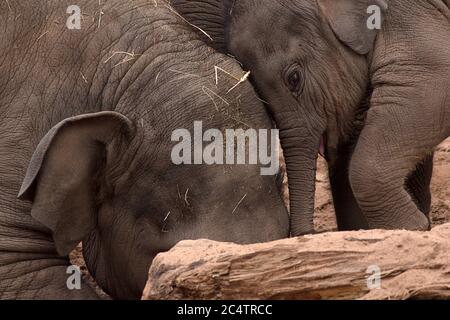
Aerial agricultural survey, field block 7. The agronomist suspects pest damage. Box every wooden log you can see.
[142,223,450,300]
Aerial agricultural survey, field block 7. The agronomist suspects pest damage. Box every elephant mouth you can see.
[319,133,328,160]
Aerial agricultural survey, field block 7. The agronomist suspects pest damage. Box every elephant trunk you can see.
[279,123,319,236]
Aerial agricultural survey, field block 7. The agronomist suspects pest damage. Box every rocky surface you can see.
[142,223,450,300]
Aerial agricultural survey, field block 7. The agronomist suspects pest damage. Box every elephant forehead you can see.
[229,1,321,62]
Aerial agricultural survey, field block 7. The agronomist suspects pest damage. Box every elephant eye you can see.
[285,66,303,94]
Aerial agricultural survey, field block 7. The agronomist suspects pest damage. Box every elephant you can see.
[0,0,289,299]
[172,0,450,235]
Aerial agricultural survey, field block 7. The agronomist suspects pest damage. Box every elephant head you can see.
[17,47,289,299]
[175,0,387,236]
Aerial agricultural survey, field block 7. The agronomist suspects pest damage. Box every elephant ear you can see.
[318,0,388,55]
[18,111,134,256]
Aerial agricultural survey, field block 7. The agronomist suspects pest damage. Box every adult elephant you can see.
[173,0,450,235]
[0,0,289,299]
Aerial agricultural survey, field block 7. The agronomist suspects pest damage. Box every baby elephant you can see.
[174,0,450,234]
[0,0,288,299]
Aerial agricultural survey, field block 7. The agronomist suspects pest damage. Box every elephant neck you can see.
[0,199,99,298]
[0,191,58,292]
[0,183,56,245]
[0,261,98,299]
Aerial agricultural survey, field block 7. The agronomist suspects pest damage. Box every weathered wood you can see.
[142,223,450,300]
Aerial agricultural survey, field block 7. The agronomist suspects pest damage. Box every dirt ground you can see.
[70,138,450,298]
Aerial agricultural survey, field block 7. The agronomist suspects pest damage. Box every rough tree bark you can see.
[142,223,450,300]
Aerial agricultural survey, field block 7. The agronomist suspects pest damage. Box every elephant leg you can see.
[348,0,450,230]
[405,153,433,217]
[329,154,368,231]
[349,97,446,230]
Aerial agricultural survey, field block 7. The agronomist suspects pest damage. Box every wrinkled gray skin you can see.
[173,0,450,235]
[0,0,289,299]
